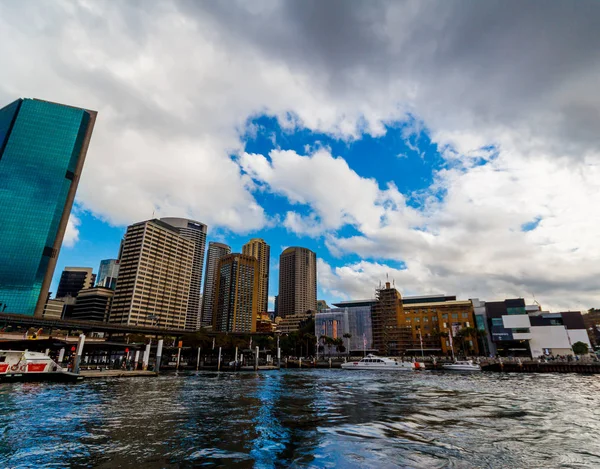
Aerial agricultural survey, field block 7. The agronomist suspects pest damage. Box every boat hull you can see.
[0,372,84,383]
[341,364,414,371]
[442,365,481,371]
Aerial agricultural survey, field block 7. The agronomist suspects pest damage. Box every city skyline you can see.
[2,2,599,313]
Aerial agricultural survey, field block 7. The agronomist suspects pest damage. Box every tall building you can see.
[201,242,231,327]
[160,217,207,331]
[371,282,410,355]
[213,253,259,333]
[0,98,96,317]
[242,238,270,313]
[72,287,114,322]
[278,247,317,317]
[97,259,120,290]
[56,267,95,299]
[109,219,195,329]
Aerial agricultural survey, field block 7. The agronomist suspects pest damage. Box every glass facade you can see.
[315,306,373,353]
[0,99,95,315]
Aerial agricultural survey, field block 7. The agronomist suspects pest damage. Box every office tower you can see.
[160,217,207,331]
[201,242,231,327]
[43,299,66,320]
[109,219,194,329]
[97,259,120,290]
[278,247,317,317]
[0,98,96,317]
[242,238,270,313]
[56,267,95,298]
[72,287,114,322]
[213,253,259,333]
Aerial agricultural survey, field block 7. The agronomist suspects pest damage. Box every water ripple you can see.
[1,371,600,468]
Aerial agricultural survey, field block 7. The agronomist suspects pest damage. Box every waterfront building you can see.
[401,297,479,356]
[0,98,96,317]
[213,253,259,333]
[42,298,65,320]
[370,283,411,355]
[109,219,194,329]
[242,238,270,314]
[201,242,231,328]
[483,298,592,357]
[278,247,317,317]
[97,259,120,290]
[275,312,313,334]
[315,306,373,354]
[56,267,95,299]
[72,287,114,322]
[160,217,207,331]
[333,292,478,356]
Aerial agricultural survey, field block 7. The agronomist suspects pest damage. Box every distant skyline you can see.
[2,1,599,311]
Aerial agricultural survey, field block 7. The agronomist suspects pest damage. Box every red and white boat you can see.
[0,350,83,383]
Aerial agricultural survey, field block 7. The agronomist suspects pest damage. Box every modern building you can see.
[482,298,592,357]
[278,247,317,317]
[201,242,231,328]
[72,287,114,322]
[0,98,97,317]
[109,219,195,329]
[42,298,66,320]
[213,253,259,333]
[315,306,374,354]
[56,267,95,299]
[97,259,120,290]
[160,217,207,331]
[242,238,270,314]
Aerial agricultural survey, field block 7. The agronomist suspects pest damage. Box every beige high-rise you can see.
[242,238,270,313]
[109,219,194,329]
[278,247,317,317]
[213,253,259,333]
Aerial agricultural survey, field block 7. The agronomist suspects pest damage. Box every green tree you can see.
[572,341,589,355]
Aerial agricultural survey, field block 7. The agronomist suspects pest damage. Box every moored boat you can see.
[442,360,481,371]
[0,350,83,383]
[341,354,417,371]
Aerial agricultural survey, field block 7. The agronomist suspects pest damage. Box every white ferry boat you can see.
[0,350,83,383]
[442,360,481,371]
[341,354,417,371]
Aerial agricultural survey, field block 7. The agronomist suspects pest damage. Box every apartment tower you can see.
[0,98,96,317]
[242,238,270,313]
[213,253,259,333]
[109,219,194,329]
[160,217,207,331]
[278,247,317,317]
[201,242,231,327]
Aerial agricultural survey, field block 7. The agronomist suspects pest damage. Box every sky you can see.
[1,0,600,312]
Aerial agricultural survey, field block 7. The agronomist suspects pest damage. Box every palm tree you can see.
[335,338,345,355]
[343,333,352,357]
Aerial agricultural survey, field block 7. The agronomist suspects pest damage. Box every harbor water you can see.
[1,370,599,468]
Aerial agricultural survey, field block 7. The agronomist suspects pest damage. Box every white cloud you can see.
[63,213,81,248]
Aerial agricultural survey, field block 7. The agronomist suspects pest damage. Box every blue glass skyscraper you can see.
[0,98,97,316]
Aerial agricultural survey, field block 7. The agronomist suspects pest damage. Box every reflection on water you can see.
[1,370,600,468]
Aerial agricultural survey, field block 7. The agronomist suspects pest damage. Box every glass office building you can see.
[315,306,374,354]
[0,98,97,316]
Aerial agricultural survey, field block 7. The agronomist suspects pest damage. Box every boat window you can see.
[377,359,384,363]
[0,356,5,362]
